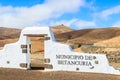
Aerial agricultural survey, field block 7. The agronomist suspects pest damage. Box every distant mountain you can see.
[0,26,73,48]
[51,24,74,34]
[0,27,21,40]
[54,29,92,42]
[1,26,120,48]
[0,25,73,39]
[55,27,120,45]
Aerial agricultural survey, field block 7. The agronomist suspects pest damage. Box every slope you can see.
[55,27,120,44]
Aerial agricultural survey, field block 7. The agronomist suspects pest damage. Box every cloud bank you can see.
[0,0,85,28]
[100,5,120,19]
[93,5,120,28]
[1,0,120,29]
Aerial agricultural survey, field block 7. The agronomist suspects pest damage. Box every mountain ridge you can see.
[0,26,120,47]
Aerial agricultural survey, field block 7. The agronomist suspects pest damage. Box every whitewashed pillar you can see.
[26,36,31,69]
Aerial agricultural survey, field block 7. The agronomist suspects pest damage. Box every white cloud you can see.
[112,20,120,27]
[45,0,85,13]
[84,0,96,11]
[74,20,96,29]
[95,5,120,19]
[0,0,85,28]
[50,19,96,29]
[50,19,78,27]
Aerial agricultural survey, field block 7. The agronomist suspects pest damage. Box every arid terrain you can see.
[1,26,120,54]
[1,26,120,48]
[55,27,120,45]
[0,25,120,79]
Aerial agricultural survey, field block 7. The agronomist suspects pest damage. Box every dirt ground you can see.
[0,68,119,80]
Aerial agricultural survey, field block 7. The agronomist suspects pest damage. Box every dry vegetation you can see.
[95,36,120,46]
[55,27,120,44]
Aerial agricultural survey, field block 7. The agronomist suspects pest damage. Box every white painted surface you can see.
[0,26,119,75]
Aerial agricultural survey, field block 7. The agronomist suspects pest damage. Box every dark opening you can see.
[30,67,45,70]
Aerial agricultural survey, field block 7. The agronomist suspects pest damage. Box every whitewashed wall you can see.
[0,26,119,75]
[45,41,120,75]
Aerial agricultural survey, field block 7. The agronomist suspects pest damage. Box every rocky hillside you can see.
[0,25,73,40]
[51,24,74,34]
[94,36,120,46]
[1,26,120,47]
[0,25,73,48]
[0,27,21,40]
[55,27,120,46]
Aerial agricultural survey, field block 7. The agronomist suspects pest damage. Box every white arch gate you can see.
[0,26,119,75]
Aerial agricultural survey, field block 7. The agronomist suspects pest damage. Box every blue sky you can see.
[0,0,120,29]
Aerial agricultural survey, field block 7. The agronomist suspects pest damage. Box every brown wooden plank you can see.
[24,34,47,37]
